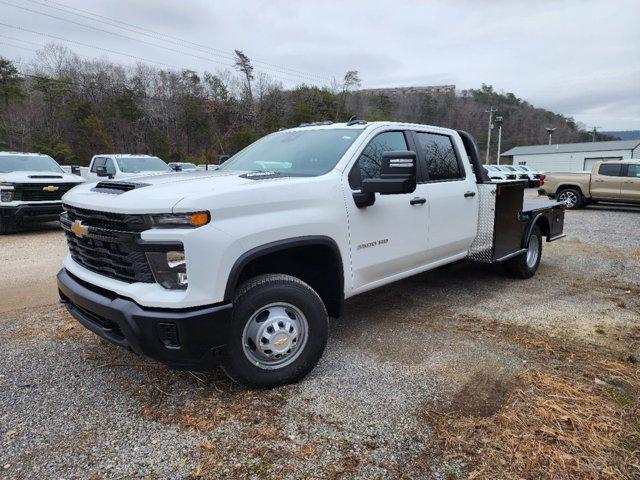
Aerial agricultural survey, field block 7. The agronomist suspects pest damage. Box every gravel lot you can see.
[1,192,638,479]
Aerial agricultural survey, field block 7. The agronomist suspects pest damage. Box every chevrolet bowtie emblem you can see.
[71,220,88,238]
[43,185,59,192]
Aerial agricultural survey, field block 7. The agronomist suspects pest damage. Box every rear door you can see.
[412,130,479,262]
[621,164,640,202]
[344,129,431,291]
[590,163,624,199]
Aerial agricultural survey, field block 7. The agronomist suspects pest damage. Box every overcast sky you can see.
[1,0,639,130]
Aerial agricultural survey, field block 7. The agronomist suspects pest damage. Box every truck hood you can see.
[0,171,85,184]
[62,170,290,213]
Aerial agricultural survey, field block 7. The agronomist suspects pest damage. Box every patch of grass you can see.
[595,327,606,335]
[424,363,639,480]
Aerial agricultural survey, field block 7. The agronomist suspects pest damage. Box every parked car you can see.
[78,154,171,181]
[57,121,565,388]
[513,165,543,187]
[0,152,84,234]
[539,160,640,208]
[484,165,516,181]
[493,165,529,182]
[168,162,198,172]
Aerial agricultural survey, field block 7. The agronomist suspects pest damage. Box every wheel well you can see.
[227,242,343,318]
[534,215,551,239]
[557,184,583,196]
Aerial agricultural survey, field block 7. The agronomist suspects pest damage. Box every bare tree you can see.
[234,50,254,102]
[336,70,361,121]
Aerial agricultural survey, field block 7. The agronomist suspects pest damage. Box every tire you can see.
[222,274,328,388]
[504,225,543,279]
[556,187,583,209]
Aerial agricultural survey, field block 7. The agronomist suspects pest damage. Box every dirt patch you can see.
[442,370,520,418]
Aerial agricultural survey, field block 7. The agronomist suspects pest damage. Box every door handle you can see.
[464,191,476,198]
[410,197,426,205]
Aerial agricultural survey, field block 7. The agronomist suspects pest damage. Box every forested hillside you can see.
[0,45,610,165]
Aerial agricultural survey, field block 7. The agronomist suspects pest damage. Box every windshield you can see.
[219,129,363,176]
[116,156,169,173]
[0,154,64,173]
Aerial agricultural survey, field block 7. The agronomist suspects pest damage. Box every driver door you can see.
[344,130,430,292]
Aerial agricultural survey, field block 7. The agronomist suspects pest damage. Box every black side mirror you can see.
[96,166,110,178]
[362,150,417,195]
[219,155,230,164]
[353,150,417,208]
[71,166,81,175]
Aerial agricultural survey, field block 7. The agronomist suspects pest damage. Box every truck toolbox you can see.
[468,181,565,263]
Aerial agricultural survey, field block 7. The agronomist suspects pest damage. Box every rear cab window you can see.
[598,163,623,176]
[414,132,464,182]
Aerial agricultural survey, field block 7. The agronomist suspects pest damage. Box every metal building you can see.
[501,140,640,172]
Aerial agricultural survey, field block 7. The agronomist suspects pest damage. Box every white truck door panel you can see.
[344,130,430,289]
[413,131,478,261]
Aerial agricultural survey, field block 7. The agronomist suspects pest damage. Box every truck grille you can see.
[64,204,147,232]
[62,206,154,283]
[13,183,78,202]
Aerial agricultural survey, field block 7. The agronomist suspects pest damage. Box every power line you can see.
[23,0,333,84]
[0,41,37,53]
[1,1,327,87]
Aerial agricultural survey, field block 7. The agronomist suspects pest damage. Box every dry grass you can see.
[425,361,639,480]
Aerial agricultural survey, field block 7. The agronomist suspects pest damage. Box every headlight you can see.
[146,250,188,289]
[0,183,14,202]
[147,211,210,228]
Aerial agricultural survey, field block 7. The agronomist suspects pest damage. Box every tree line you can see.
[0,44,612,166]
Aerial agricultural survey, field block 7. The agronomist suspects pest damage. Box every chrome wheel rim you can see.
[526,234,540,268]
[242,302,309,370]
[558,191,577,208]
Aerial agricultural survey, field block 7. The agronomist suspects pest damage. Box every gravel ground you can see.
[1,192,638,479]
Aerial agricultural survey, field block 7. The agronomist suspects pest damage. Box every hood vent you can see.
[91,181,149,194]
[239,171,284,180]
[28,175,64,179]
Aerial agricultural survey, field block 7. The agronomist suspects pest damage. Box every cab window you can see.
[349,131,407,189]
[627,164,640,178]
[91,157,106,173]
[416,132,463,181]
[105,158,116,176]
[598,163,622,176]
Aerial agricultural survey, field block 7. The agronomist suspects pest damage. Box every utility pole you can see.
[589,126,601,142]
[485,106,496,164]
[545,127,556,145]
[495,116,504,165]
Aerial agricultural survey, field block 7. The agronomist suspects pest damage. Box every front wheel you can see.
[222,274,328,388]
[0,218,18,235]
[504,225,543,279]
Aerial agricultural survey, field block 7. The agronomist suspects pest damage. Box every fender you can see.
[522,213,551,247]
[223,235,344,303]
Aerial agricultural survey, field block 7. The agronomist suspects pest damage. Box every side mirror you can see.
[96,166,110,178]
[71,166,81,175]
[219,155,230,165]
[362,150,417,195]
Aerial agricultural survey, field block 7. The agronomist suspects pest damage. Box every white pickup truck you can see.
[57,121,566,387]
[75,154,171,181]
[0,152,84,234]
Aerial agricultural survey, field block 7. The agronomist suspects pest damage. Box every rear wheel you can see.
[504,225,543,279]
[557,188,583,209]
[222,274,328,388]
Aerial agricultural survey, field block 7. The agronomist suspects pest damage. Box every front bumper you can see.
[0,203,63,224]
[57,268,233,370]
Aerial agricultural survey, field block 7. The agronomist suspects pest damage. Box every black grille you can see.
[506,174,517,179]
[64,230,155,283]
[13,183,78,202]
[62,206,154,283]
[64,204,147,232]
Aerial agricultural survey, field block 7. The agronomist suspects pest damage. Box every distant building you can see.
[359,85,456,96]
[501,140,640,172]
